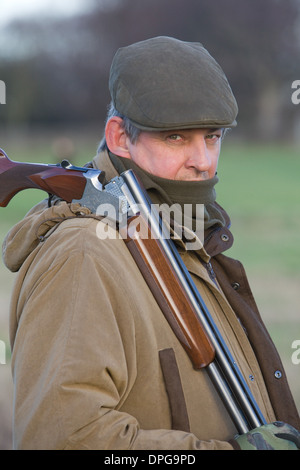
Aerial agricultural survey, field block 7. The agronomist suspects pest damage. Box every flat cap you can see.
[109,36,238,131]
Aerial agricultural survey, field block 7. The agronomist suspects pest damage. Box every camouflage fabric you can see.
[235,422,300,450]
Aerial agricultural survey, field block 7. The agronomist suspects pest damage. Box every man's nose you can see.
[184,137,211,172]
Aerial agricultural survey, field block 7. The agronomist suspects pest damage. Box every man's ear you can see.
[105,117,131,158]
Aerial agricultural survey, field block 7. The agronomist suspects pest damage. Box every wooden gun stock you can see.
[0,148,87,207]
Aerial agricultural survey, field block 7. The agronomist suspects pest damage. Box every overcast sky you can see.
[0,0,94,27]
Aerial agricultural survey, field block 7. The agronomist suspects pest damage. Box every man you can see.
[3,36,300,450]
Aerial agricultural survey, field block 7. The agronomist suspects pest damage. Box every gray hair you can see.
[97,102,141,153]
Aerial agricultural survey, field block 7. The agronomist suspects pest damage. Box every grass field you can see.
[219,142,300,420]
[0,137,299,448]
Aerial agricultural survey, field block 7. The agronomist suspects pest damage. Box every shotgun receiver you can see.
[0,148,266,434]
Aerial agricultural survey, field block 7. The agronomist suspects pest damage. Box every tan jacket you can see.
[2,151,298,450]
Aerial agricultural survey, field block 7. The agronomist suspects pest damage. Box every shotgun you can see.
[0,148,267,434]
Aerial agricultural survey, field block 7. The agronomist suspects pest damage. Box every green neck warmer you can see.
[109,153,225,234]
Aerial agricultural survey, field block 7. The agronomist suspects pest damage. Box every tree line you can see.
[1,0,300,142]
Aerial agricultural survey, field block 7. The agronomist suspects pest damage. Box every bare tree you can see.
[1,0,299,141]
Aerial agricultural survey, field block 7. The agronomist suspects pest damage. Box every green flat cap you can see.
[109,36,238,131]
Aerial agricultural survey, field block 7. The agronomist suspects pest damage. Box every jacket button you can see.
[232,282,240,290]
[274,370,282,379]
[221,233,230,242]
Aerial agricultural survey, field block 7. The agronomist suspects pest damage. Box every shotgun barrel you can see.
[121,169,267,434]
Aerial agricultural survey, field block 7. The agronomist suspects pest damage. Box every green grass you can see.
[215,142,300,412]
[217,142,300,275]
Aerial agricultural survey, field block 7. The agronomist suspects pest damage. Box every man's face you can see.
[125,128,222,181]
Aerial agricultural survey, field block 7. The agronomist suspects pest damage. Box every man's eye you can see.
[168,134,182,141]
[206,133,221,140]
